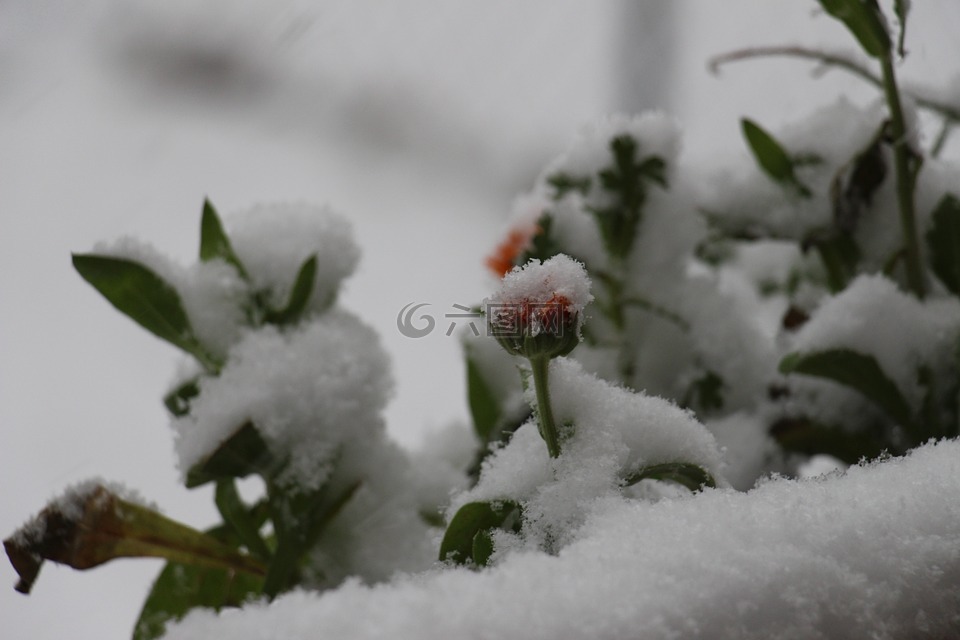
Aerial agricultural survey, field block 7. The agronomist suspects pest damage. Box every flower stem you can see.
[529,356,562,458]
[880,52,926,299]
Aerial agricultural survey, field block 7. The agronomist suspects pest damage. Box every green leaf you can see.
[587,134,667,260]
[200,199,248,278]
[263,255,318,325]
[439,501,521,566]
[926,193,960,295]
[817,0,891,58]
[741,118,811,197]
[810,233,861,293]
[623,463,716,492]
[133,518,265,640]
[465,346,503,443]
[780,349,914,428]
[769,416,892,463]
[215,480,271,562]
[164,378,200,417]
[185,423,278,489]
[471,529,495,567]
[262,480,361,599]
[73,254,218,369]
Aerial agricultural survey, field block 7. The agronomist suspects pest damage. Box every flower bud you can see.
[486,254,592,360]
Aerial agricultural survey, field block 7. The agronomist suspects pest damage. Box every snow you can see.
[6,2,960,639]
[175,309,392,491]
[165,438,960,640]
[451,358,725,554]
[226,202,360,315]
[489,255,593,311]
[791,274,960,411]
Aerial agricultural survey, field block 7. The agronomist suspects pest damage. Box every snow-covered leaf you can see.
[770,416,891,463]
[779,349,914,429]
[185,422,276,489]
[199,199,248,279]
[263,254,318,325]
[72,254,217,369]
[622,462,716,492]
[439,501,521,566]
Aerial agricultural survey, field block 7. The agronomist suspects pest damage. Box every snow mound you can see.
[164,438,960,639]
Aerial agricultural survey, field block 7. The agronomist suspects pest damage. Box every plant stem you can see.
[529,356,562,458]
[709,46,960,124]
[880,52,926,298]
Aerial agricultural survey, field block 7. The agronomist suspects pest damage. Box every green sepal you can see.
[779,349,914,429]
[185,422,278,489]
[73,254,219,370]
[439,500,522,566]
[741,118,811,197]
[199,199,248,279]
[264,255,318,325]
[622,463,716,492]
[926,193,960,295]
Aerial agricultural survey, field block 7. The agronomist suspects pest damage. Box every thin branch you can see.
[709,46,960,123]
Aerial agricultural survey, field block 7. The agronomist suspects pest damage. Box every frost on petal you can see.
[227,203,361,317]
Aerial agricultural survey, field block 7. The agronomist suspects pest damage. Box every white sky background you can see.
[1,1,958,638]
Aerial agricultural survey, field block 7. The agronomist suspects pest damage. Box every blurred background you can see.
[2,1,958,637]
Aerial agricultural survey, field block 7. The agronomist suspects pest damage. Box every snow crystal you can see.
[173,309,392,491]
[226,202,360,316]
[165,439,960,640]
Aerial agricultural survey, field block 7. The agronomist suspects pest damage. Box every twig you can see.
[709,46,960,123]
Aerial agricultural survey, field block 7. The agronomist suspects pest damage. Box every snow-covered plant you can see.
[7,1,960,638]
[441,255,723,566]
[465,0,960,492]
[3,201,453,639]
